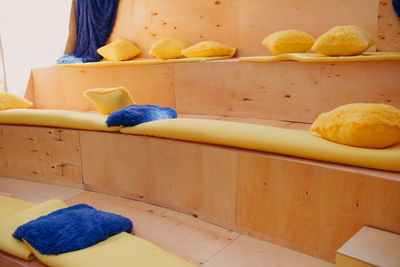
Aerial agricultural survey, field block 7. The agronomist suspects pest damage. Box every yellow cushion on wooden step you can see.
[182,41,236,58]
[97,38,142,61]
[83,87,135,115]
[149,39,188,60]
[310,103,400,149]
[312,25,375,56]
[0,93,32,111]
[262,30,315,55]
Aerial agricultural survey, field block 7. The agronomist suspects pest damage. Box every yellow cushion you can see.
[262,30,315,55]
[97,38,142,61]
[182,41,236,58]
[0,195,35,221]
[0,199,67,260]
[120,118,400,172]
[0,93,32,111]
[0,109,120,131]
[149,39,188,60]
[310,103,400,149]
[27,232,195,267]
[312,25,376,56]
[83,87,135,115]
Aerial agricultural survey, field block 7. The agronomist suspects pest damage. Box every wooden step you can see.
[336,226,400,267]
[0,177,333,267]
[1,124,399,262]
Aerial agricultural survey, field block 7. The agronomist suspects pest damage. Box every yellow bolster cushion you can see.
[97,38,142,61]
[0,109,120,131]
[83,87,135,115]
[120,118,400,172]
[149,39,189,60]
[0,196,35,222]
[0,199,67,260]
[0,93,32,111]
[310,103,400,149]
[262,30,315,55]
[312,25,376,56]
[182,41,236,58]
[27,232,195,267]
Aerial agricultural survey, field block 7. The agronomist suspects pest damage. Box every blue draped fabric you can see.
[394,0,400,19]
[57,0,120,64]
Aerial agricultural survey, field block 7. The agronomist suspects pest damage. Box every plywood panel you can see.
[79,131,237,226]
[0,125,82,187]
[174,61,322,121]
[32,65,175,110]
[377,0,400,52]
[319,61,400,113]
[236,152,400,259]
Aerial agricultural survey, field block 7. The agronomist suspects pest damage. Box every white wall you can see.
[0,0,71,96]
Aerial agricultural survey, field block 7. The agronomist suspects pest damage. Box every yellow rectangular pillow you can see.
[0,93,32,110]
[97,38,142,61]
[0,199,67,260]
[26,232,195,267]
[83,87,135,115]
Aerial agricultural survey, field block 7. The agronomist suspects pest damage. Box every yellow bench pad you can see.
[0,195,35,222]
[239,52,400,63]
[0,199,67,260]
[55,56,235,67]
[120,118,400,172]
[28,232,195,267]
[0,109,120,131]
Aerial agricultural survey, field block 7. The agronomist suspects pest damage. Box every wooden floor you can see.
[0,177,333,267]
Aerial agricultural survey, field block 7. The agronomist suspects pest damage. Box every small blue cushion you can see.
[13,204,133,255]
[106,104,178,127]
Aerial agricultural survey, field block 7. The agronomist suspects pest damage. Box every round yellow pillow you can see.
[262,30,315,55]
[312,25,375,56]
[310,103,400,149]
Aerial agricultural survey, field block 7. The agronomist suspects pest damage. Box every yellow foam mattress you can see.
[239,52,400,63]
[0,195,35,222]
[0,109,120,131]
[55,55,235,67]
[0,199,67,260]
[28,232,195,267]
[120,118,400,172]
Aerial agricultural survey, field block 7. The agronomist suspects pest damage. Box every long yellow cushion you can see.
[120,118,400,172]
[27,232,195,267]
[0,109,120,131]
[0,195,35,221]
[262,30,315,55]
[238,52,400,63]
[0,93,32,111]
[83,87,135,115]
[0,199,67,260]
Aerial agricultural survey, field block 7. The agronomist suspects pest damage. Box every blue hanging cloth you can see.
[394,0,400,19]
[58,0,120,64]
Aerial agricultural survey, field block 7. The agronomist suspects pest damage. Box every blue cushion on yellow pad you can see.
[106,105,177,127]
[13,204,133,255]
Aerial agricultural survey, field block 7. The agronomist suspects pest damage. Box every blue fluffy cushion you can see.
[106,104,178,127]
[13,204,133,255]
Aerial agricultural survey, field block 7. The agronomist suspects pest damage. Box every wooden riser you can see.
[70,0,400,57]
[1,124,399,262]
[27,60,400,123]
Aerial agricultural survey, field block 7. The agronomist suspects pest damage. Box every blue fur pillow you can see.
[13,204,133,255]
[106,104,178,127]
